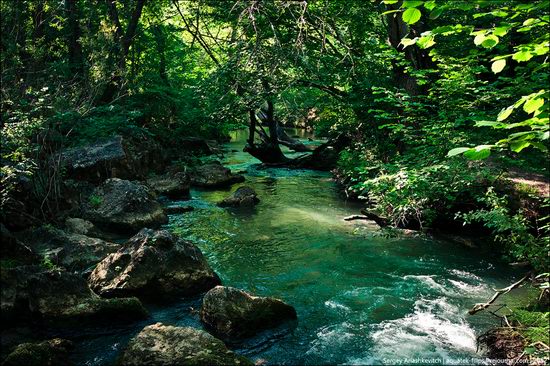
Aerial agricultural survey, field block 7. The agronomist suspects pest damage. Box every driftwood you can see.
[343,215,370,221]
[469,272,532,315]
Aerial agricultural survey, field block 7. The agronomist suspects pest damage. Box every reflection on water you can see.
[73,129,529,365]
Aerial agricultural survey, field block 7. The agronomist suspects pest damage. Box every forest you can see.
[1,0,549,365]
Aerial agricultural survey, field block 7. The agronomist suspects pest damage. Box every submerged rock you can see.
[164,205,194,215]
[0,266,147,327]
[82,178,167,234]
[17,226,119,274]
[120,322,252,366]
[89,229,220,299]
[147,172,190,199]
[217,186,259,208]
[200,286,297,339]
[2,338,73,366]
[189,161,244,188]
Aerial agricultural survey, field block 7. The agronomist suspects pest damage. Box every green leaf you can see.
[510,141,531,152]
[417,35,435,49]
[473,34,486,46]
[491,59,506,73]
[402,1,424,8]
[497,107,514,121]
[423,1,436,11]
[382,0,399,4]
[447,147,470,157]
[481,34,499,48]
[400,37,418,47]
[523,98,544,114]
[429,7,444,19]
[464,146,492,160]
[402,7,422,24]
[493,26,509,36]
[512,50,533,62]
[475,121,502,127]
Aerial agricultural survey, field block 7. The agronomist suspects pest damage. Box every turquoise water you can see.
[72,130,529,365]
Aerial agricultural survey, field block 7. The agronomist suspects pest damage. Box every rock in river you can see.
[147,171,190,199]
[89,229,220,299]
[0,266,147,327]
[217,186,259,208]
[120,322,252,366]
[82,178,167,234]
[200,286,297,339]
[189,161,244,188]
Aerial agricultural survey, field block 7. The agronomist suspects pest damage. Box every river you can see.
[73,129,529,365]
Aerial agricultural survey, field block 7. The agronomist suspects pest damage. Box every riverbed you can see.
[73,129,529,365]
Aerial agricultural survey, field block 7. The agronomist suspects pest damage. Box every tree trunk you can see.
[386,3,433,95]
[100,0,146,103]
[65,0,83,78]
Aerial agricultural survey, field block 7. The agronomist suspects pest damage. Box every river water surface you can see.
[73,129,529,365]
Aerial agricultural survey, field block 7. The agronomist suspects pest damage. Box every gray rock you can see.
[217,186,259,208]
[120,323,252,366]
[0,266,147,327]
[189,161,244,188]
[147,172,190,199]
[200,286,297,339]
[60,136,129,183]
[59,136,168,183]
[82,178,167,234]
[2,338,73,366]
[89,229,220,299]
[16,226,120,275]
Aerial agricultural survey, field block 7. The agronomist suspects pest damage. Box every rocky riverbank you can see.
[1,135,297,365]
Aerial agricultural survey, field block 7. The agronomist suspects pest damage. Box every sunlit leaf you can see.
[402,7,422,24]
[481,35,499,48]
[523,98,544,114]
[491,59,506,73]
[512,50,533,62]
[497,107,514,121]
[447,147,470,157]
[510,141,530,152]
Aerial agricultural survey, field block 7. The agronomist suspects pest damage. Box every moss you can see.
[512,309,549,345]
[3,339,72,366]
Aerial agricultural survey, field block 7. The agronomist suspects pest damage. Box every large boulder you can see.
[59,136,168,183]
[64,217,122,241]
[60,136,129,183]
[147,172,190,199]
[0,266,147,327]
[217,186,259,208]
[189,161,244,188]
[200,286,297,339]
[89,229,220,299]
[16,226,119,275]
[119,323,252,366]
[82,178,167,234]
[2,338,73,366]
